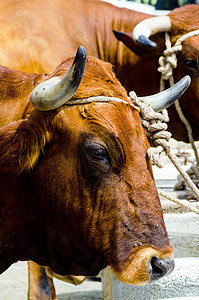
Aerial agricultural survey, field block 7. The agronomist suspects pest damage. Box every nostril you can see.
[151,257,163,279]
[151,257,175,281]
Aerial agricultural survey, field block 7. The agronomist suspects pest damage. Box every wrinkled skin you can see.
[0,55,173,298]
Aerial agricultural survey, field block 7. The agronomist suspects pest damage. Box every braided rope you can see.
[65,96,130,106]
[158,30,199,193]
[158,30,199,83]
[129,91,199,202]
[158,188,199,215]
[129,91,171,167]
[158,30,199,166]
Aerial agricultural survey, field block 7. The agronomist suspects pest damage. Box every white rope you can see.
[157,29,199,193]
[129,91,171,167]
[158,30,199,166]
[158,30,199,83]
[129,91,199,202]
[64,96,130,106]
[158,188,199,215]
[174,29,199,45]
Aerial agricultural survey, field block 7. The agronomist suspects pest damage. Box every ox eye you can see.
[183,59,198,70]
[88,147,109,159]
[86,145,111,165]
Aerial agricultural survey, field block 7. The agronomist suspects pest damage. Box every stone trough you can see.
[103,212,199,300]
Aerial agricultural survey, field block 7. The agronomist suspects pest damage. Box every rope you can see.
[129,91,199,202]
[158,188,199,215]
[158,30,199,83]
[129,91,171,167]
[158,29,199,193]
[174,164,199,191]
[65,96,130,106]
[174,99,199,165]
[167,151,199,200]
[158,30,199,166]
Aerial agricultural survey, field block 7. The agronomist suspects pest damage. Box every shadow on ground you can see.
[58,290,102,300]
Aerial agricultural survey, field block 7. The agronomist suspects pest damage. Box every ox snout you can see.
[112,246,174,286]
[150,256,174,281]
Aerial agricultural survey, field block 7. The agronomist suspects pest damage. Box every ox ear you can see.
[0,119,48,173]
[113,29,163,57]
[113,29,153,56]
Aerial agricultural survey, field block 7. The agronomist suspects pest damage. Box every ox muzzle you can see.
[112,246,174,286]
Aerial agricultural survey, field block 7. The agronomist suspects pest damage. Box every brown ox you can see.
[0,47,191,299]
[0,1,197,142]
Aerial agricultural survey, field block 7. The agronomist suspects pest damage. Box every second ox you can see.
[0,46,190,299]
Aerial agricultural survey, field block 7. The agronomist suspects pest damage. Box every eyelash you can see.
[85,146,111,166]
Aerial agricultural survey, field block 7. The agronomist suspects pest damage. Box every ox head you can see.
[112,5,199,141]
[0,47,189,285]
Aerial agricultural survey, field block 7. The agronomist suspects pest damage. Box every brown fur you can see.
[0,1,198,141]
[0,55,173,297]
[0,56,128,173]
[0,56,129,299]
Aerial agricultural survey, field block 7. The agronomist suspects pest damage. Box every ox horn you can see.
[30,46,87,111]
[141,75,191,112]
[133,16,171,48]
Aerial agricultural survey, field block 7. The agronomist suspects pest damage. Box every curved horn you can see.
[140,75,191,112]
[133,16,171,48]
[30,46,87,111]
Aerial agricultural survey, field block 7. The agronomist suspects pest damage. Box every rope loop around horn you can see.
[130,90,199,201]
[129,91,171,168]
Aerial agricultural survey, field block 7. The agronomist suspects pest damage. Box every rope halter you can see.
[129,91,199,203]
[129,91,171,168]
[157,29,199,192]
[158,29,199,86]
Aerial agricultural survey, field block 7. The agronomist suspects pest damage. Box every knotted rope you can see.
[158,29,199,87]
[158,30,199,162]
[129,91,199,206]
[129,91,171,168]
[158,29,199,191]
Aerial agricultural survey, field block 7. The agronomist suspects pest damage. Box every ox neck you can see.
[91,2,152,91]
[0,173,46,273]
[93,4,132,61]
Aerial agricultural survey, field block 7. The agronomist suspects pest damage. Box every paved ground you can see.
[0,139,199,299]
[0,262,103,300]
